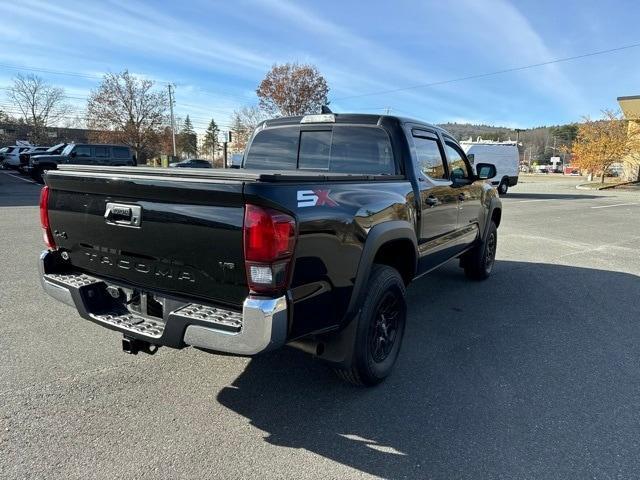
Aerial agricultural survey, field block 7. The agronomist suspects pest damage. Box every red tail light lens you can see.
[39,186,56,249]
[243,204,296,294]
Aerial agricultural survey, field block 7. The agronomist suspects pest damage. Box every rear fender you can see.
[314,221,417,367]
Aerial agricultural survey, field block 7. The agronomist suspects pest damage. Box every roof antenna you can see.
[321,105,333,114]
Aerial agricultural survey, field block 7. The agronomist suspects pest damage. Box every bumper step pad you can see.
[89,312,164,338]
[44,272,100,288]
[173,304,242,333]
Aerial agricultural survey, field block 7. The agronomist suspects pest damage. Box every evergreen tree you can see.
[202,118,220,159]
[178,115,198,157]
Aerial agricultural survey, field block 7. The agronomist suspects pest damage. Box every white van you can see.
[460,139,520,194]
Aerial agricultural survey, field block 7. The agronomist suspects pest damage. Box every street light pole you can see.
[168,84,177,157]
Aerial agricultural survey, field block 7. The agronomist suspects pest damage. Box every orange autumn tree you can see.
[571,110,638,183]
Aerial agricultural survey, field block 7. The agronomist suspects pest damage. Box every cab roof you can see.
[259,113,452,137]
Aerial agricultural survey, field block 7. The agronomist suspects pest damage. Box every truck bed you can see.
[54,165,404,183]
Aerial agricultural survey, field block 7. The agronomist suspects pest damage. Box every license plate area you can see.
[106,285,165,321]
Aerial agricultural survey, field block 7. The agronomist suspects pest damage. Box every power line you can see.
[333,41,640,101]
[0,63,107,81]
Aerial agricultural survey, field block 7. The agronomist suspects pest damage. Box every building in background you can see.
[617,95,640,181]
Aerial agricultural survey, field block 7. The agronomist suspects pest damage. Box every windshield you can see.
[46,143,64,153]
[61,144,75,156]
[244,125,396,175]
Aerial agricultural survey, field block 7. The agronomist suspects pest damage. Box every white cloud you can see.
[438,0,587,114]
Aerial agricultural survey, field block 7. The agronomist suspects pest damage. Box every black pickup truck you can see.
[39,113,502,385]
[28,143,136,182]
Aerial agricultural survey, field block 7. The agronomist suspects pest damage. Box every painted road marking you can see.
[591,202,639,209]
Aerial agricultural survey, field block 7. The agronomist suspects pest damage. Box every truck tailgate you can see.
[45,168,248,307]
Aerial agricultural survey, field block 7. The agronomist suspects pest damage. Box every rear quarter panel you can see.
[245,180,416,339]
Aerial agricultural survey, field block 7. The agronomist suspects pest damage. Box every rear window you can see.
[244,127,299,170]
[244,125,396,174]
[113,147,130,159]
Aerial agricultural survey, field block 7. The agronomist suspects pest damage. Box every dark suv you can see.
[28,143,136,182]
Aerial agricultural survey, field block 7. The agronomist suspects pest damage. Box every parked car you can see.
[169,159,212,168]
[38,113,502,386]
[460,139,519,195]
[18,146,52,174]
[1,145,33,169]
[27,143,136,182]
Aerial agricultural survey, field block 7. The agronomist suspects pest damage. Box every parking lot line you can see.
[0,171,39,185]
[590,202,639,209]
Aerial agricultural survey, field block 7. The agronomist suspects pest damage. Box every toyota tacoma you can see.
[39,113,502,385]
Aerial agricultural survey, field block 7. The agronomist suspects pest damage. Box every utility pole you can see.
[514,128,524,144]
[222,131,231,168]
[168,84,177,157]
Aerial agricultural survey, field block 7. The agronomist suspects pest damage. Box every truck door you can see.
[442,137,482,248]
[94,146,110,165]
[411,130,460,271]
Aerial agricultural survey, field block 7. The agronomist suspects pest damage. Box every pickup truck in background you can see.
[39,113,502,385]
[28,143,136,182]
[18,143,67,174]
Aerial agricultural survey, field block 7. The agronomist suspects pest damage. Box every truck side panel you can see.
[244,180,416,339]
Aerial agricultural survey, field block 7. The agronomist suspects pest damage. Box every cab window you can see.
[413,134,447,180]
[444,141,472,180]
[75,146,92,157]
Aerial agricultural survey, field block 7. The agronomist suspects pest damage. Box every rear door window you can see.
[94,147,109,158]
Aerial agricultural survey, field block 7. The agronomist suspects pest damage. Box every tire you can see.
[463,221,497,281]
[498,180,508,195]
[334,265,407,386]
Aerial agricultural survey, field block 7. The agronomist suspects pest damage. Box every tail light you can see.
[39,186,56,249]
[243,204,296,295]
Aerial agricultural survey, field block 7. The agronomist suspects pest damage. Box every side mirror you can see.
[69,151,77,158]
[476,162,496,180]
[467,153,475,165]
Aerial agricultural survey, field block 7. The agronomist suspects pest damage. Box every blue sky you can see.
[1,0,639,132]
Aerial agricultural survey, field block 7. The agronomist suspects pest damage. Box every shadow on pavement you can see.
[217,261,640,479]
[504,192,607,200]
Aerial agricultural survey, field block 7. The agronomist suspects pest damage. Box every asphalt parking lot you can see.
[1,171,639,479]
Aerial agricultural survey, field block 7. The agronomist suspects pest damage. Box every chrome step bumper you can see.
[39,250,288,355]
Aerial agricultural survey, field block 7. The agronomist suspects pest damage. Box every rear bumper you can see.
[39,250,288,355]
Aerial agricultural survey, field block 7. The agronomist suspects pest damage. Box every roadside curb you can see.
[576,181,639,191]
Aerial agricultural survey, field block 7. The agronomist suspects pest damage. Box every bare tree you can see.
[86,70,168,163]
[8,74,70,143]
[257,63,329,117]
[229,105,269,152]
